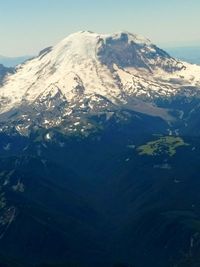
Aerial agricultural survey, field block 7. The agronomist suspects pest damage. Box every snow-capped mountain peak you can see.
[0,31,200,135]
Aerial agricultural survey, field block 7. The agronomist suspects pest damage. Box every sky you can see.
[0,0,200,57]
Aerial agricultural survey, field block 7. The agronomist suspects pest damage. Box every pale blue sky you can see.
[0,0,200,56]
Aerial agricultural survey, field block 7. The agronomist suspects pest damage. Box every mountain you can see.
[0,31,200,136]
[0,31,200,267]
[0,55,31,67]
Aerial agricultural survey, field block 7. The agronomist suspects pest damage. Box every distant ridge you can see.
[0,54,32,67]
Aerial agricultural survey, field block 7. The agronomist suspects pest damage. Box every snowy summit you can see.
[0,31,200,135]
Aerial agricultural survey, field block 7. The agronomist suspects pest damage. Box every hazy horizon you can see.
[1,0,200,57]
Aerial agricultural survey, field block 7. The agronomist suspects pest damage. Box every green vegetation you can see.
[137,136,189,157]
